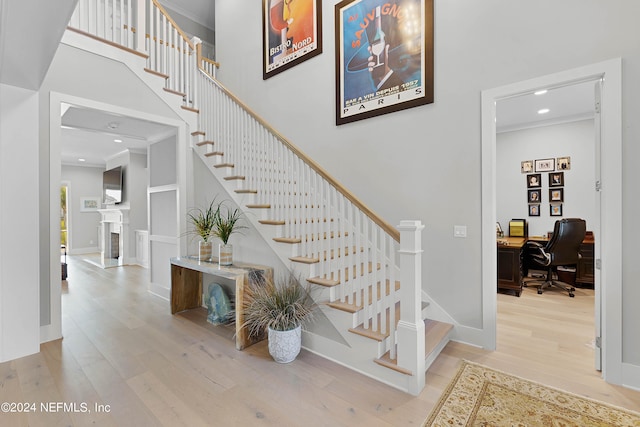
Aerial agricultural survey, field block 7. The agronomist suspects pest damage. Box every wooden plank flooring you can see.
[0,256,638,426]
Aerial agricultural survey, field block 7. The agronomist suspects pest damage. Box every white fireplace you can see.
[98,208,130,268]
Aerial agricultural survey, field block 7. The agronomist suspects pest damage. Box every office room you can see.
[494,82,600,376]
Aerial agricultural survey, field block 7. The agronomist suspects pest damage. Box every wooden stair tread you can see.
[196,140,214,146]
[224,176,245,181]
[235,189,257,194]
[191,130,205,136]
[204,151,224,157]
[247,204,271,209]
[273,237,302,244]
[348,302,400,342]
[289,256,319,264]
[307,277,340,287]
[373,319,453,375]
[259,219,285,225]
[144,67,169,79]
[213,163,234,168]
[181,105,199,113]
[163,87,186,97]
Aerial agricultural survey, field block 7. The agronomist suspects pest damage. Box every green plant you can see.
[242,275,315,336]
[212,201,247,244]
[186,199,218,243]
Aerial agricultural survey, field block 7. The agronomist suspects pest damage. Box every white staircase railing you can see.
[69,0,206,109]
[66,0,426,394]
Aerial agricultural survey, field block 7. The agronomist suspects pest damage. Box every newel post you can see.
[190,36,202,111]
[396,220,425,396]
[135,0,147,55]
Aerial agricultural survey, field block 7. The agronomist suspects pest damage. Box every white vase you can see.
[219,243,232,266]
[268,325,302,363]
[198,241,212,262]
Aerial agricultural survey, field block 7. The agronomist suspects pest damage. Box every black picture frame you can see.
[550,204,563,216]
[262,0,323,80]
[549,171,564,187]
[528,189,541,203]
[335,0,434,125]
[549,188,564,202]
[529,204,540,217]
[535,158,555,172]
[527,173,542,188]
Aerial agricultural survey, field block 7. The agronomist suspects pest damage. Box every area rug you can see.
[423,360,640,426]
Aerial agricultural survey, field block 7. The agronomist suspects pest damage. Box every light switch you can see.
[454,225,467,238]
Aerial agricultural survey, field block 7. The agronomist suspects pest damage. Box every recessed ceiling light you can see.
[538,108,550,115]
[78,158,86,162]
[114,139,123,143]
[107,122,120,130]
[534,90,548,95]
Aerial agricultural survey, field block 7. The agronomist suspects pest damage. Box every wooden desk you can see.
[497,237,526,296]
[170,257,273,350]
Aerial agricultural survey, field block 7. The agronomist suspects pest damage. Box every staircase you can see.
[65,0,454,395]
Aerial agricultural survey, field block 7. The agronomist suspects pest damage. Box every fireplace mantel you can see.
[98,207,130,268]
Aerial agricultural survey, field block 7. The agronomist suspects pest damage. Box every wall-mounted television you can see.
[103,166,123,204]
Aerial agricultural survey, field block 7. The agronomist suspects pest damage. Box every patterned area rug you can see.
[423,360,640,426]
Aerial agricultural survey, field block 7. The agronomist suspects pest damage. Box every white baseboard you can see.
[68,247,99,255]
[622,362,640,391]
[148,282,170,301]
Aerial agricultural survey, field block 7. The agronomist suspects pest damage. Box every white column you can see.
[396,220,425,396]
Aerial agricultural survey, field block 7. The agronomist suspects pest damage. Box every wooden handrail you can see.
[151,0,195,51]
[200,72,400,242]
[201,56,220,69]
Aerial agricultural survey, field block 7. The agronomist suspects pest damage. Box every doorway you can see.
[480,59,623,384]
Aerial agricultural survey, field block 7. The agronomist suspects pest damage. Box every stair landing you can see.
[373,319,453,375]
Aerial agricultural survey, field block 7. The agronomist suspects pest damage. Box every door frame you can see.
[480,58,622,384]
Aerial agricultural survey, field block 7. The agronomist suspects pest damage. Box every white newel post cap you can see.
[397,220,424,252]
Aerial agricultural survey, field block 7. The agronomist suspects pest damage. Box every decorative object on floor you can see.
[212,200,247,266]
[186,199,217,262]
[423,360,640,427]
[205,283,233,325]
[242,274,316,363]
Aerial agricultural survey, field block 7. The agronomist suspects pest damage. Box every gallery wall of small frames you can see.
[521,157,570,217]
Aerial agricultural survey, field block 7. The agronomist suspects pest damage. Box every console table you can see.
[170,257,272,350]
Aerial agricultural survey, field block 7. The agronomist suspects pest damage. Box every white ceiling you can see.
[496,80,596,133]
[60,105,175,167]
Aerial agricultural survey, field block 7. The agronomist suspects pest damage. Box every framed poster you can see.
[335,0,434,125]
[550,204,563,217]
[262,0,323,80]
[550,188,564,202]
[528,189,541,204]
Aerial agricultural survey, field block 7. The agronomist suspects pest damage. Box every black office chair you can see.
[522,218,586,297]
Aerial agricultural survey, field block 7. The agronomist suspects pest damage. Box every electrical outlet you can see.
[454,225,467,238]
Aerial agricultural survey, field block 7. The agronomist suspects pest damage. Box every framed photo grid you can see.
[335,0,434,125]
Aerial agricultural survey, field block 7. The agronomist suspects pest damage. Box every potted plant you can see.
[211,200,247,266]
[186,199,217,261]
[242,275,315,363]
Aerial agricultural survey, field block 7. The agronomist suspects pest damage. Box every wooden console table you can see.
[170,257,272,350]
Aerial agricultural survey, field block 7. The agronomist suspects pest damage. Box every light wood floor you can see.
[1,257,638,426]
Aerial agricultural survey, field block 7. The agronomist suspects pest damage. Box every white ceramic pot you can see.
[268,325,302,363]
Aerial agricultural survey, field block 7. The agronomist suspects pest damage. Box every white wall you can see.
[61,165,103,253]
[497,120,596,237]
[0,84,40,361]
[215,0,640,365]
